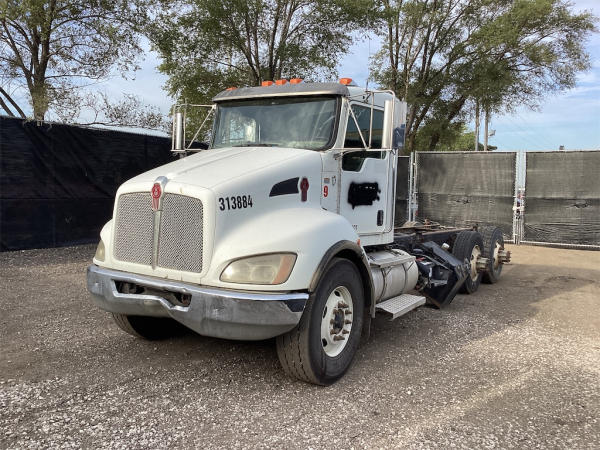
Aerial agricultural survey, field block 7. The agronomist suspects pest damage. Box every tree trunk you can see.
[484,108,489,151]
[0,97,15,117]
[31,80,49,121]
[405,129,416,155]
[474,99,480,151]
[428,133,440,150]
[0,87,26,118]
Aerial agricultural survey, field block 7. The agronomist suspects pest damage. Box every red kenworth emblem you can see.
[151,183,162,211]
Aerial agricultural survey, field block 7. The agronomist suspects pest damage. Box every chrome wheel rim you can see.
[493,241,502,270]
[320,286,353,357]
[470,245,482,281]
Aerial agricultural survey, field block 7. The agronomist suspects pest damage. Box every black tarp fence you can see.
[394,155,410,227]
[416,152,516,237]
[0,116,174,251]
[523,151,600,247]
[3,114,597,252]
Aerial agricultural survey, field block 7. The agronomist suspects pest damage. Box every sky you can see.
[9,0,600,150]
[489,0,600,151]
[335,0,600,151]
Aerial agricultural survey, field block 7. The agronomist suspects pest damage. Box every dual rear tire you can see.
[480,226,504,284]
[452,227,505,294]
[452,231,484,294]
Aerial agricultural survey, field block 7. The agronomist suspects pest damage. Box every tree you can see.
[75,92,169,131]
[0,0,146,120]
[414,122,496,150]
[371,0,596,153]
[150,0,371,106]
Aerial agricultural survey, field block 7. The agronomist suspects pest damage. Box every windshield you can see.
[212,96,338,150]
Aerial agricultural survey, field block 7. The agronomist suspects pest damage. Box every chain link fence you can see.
[522,151,600,248]
[406,150,599,249]
[413,151,517,239]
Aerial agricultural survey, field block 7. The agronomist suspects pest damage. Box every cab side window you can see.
[343,105,384,171]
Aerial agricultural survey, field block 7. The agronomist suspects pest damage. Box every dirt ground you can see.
[1,244,599,449]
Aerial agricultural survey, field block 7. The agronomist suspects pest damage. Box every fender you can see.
[206,207,362,291]
[309,240,375,319]
[93,220,113,266]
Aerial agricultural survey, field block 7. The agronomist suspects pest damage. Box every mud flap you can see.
[415,242,469,308]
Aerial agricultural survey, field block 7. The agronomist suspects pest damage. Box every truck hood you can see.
[106,145,325,287]
[125,146,318,189]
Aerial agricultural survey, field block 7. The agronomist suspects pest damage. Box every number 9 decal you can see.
[323,185,329,198]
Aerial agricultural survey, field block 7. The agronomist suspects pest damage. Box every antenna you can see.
[366,27,371,90]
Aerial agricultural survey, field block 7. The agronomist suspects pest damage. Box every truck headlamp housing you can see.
[94,240,106,262]
[220,253,297,285]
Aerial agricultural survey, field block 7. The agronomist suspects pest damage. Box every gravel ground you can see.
[1,244,599,449]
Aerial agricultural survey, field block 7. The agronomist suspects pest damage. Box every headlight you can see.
[94,240,105,262]
[220,253,297,285]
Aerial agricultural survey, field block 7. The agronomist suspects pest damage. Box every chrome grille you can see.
[157,194,203,273]
[114,193,154,265]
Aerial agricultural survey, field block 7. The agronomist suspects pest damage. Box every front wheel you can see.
[112,313,182,340]
[276,258,364,385]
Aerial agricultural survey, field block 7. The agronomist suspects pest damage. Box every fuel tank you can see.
[368,250,419,303]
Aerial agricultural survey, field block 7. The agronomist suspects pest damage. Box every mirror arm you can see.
[347,101,369,150]
[186,105,216,150]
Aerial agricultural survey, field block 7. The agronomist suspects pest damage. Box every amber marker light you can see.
[275,79,288,85]
[272,254,297,284]
[261,80,274,86]
[225,87,237,91]
[290,78,303,84]
[339,78,353,85]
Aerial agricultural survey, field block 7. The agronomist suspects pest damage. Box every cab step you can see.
[375,294,426,320]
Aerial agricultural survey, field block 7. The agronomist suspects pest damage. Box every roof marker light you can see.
[339,78,353,85]
[290,78,303,84]
[275,79,288,85]
[225,87,237,91]
[261,81,274,86]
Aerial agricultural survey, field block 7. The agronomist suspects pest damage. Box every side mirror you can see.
[172,112,184,151]
[381,100,394,149]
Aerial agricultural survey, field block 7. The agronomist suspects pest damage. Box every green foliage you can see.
[371,0,596,153]
[0,0,147,120]
[149,0,371,107]
[414,122,496,151]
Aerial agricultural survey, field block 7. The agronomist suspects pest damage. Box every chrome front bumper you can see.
[86,265,308,340]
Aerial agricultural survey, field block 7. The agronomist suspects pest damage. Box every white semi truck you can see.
[87,79,510,385]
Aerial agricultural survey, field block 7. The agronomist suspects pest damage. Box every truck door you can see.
[339,104,392,235]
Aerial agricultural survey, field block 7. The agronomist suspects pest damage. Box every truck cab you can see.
[87,80,508,385]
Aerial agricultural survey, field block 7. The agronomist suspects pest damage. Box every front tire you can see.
[112,313,181,340]
[276,258,364,385]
